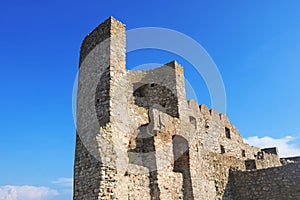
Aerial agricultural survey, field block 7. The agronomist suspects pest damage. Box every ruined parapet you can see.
[261,147,279,155]
[244,148,281,170]
[280,156,300,165]
[255,148,281,168]
[129,61,185,118]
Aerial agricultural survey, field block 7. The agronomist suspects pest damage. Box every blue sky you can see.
[0,1,299,199]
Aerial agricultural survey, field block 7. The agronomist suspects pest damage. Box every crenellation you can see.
[74,17,299,200]
[199,104,210,114]
[209,109,220,121]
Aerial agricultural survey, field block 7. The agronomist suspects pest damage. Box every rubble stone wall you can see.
[229,163,300,200]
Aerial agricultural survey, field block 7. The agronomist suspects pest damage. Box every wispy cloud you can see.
[52,177,73,197]
[52,178,73,188]
[0,185,58,200]
[244,135,300,157]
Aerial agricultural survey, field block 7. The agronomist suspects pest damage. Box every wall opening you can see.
[245,159,257,170]
[172,135,194,200]
[257,152,264,160]
[225,127,231,139]
[242,149,246,157]
[205,119,210,129]
[189,116,197,129]
[133,83,179,118]
[127,125,160,199]
[220,145,225,154]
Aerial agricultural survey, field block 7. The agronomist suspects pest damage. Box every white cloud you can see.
[52,177,73,196]
[52,178,73,188]
[0,185,58,200]
[244,135,300,157]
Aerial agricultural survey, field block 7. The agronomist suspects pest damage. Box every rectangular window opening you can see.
[242,149,246,157]
[220,145,225,154]
[189,116,197,129]
[225,127,231,139]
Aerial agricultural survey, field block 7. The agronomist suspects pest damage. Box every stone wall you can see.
[75,16,129,200]
[74,16,296,200]
[281,156,300,165]
[229,163,300,200]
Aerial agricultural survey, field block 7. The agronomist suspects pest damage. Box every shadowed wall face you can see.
[133,83,179,118]
[128,125,161,200]
[172,135,194,200]
[75,17,126,200]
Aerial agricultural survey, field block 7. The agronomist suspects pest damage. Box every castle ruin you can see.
[74,17,300,200]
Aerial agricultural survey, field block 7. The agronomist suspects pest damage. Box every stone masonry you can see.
[74,17,300,200]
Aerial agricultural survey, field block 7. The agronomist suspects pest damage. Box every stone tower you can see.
[74,17,129,199]
[74,17,300,200]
